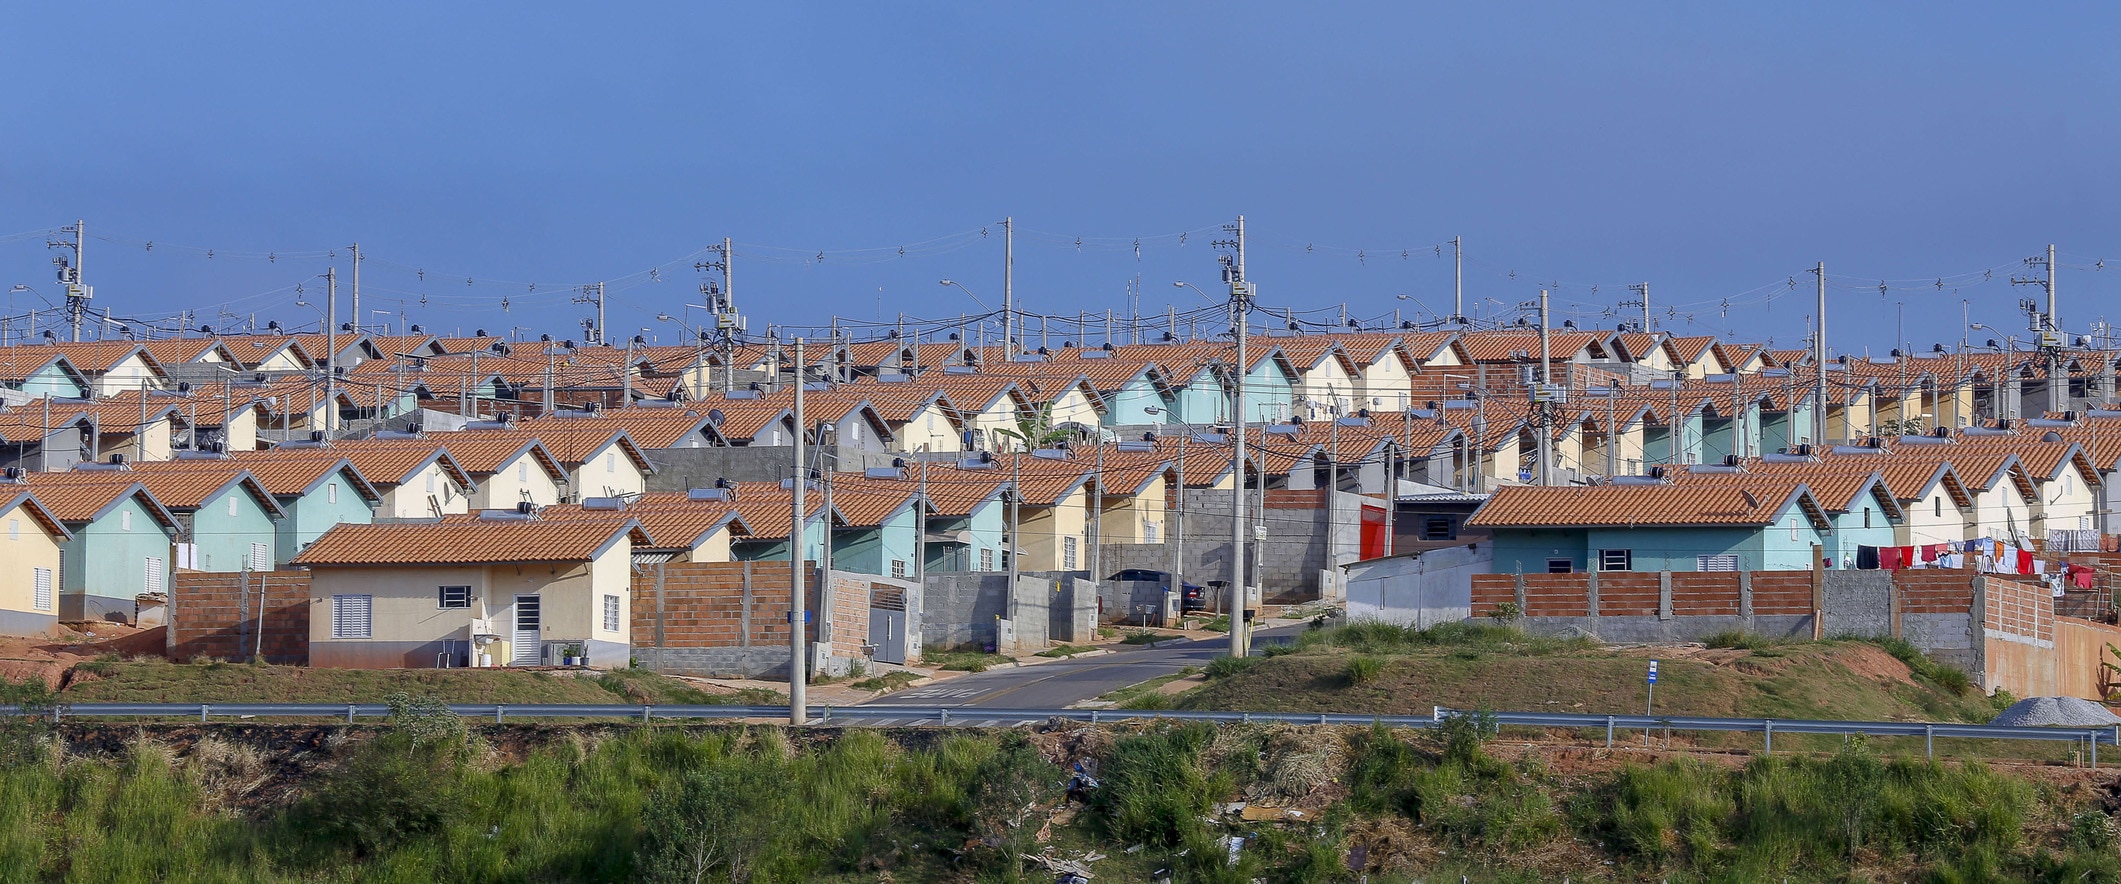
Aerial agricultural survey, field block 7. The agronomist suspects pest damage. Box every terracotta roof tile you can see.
[9,477,179,529]
[1468,480,1824,529]
[295,518,645,566]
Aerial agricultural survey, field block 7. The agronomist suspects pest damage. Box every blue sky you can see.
[4,4,2116,354]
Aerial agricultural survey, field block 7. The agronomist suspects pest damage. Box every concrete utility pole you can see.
[1008,451,1022,628]
[348,243,361,334]
[1536,289,1554,485]
[1002,217,1015,354]
[1626,282,1651,331]
[1218,216,1252,658]
[1812,263,1827,445]
[1452,236,1463,323]
[325,268,338,436]
[789,338,807,726]
[575,283,606,345]
[2014,244,2064,412]
[50,221,90,342]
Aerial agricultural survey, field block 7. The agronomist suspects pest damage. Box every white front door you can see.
[510,595,542,665]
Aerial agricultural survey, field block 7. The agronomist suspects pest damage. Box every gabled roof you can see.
[9,478,178,532]
[0,491,70,541]
[28,465,284,516]
[0,351,87,388]
[241,438,474,490]
[138,338,240,367]
[206,455,383,503]
[15,341,166,375]
[218,335,317,369]
[295,518,647,566]
[437,431,569,481]
[1468,480,1831,530]
[511,496,753,551]
[523,408,722,449]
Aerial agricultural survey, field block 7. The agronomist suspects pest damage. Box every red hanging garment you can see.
[2016,549,2035,575]
[1879,546,1904,570]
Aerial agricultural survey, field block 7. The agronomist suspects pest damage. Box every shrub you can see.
[1703,630,1781,651]
[1344,655,1383,686]
[1204,655,1257,679]
[970,733,1062,873]
[636,759,787,883]
[1862,636,1975,695]
[288,733,466,857]
[1092,725,1221,847]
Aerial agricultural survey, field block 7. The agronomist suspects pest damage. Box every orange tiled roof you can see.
[25,464,282,514]
[1468,480,1826,529]
[0,491,70,540]
[10,477,179,530]
[295,518,646,566]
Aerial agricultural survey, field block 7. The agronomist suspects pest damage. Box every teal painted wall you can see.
[733,516,828,563]
[1101,376,1172,426]
[1173,368,1227,424]
[1584,525,1761,572]
[830,506,919,577]
[186,488,278,572]
[1819,491,1899,568]
[924,499,1006,572]
[1490,528,1590,574]
[275,474,374,564]
[11,365,88,399]
[60,497,174,613]
[1243,361,1295,423]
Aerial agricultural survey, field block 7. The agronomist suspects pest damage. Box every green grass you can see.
[1093,668,1198,710]
[1117,630,1164,645]
[1701,629,1788,651]
[1036,644,1098,658]
[59,659,780,705]
[0,709,2107,882]
[1172,622,2008,732]
[924,651,1012,673]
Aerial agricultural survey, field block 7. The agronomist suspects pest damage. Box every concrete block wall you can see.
[1033,573,1098,643]
[168,570,311,664]
[921,572,1055,653]
[629,560,875,678]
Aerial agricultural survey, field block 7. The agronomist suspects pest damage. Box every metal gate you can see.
[868,584,908,665]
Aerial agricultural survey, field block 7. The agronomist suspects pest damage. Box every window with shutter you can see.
[1696,555,1739,572]
[144,557,165,594]
[247,543,270,571]
[228,496,239,517]
[331,595,372,639]
[120,510,132,531]
[32,568,52,612]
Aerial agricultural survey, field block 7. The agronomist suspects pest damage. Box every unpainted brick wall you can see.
[168,570,311,664]
[1984,576,2052,644]
[630,561,804,650]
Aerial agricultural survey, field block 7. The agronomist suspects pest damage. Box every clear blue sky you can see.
[5,3,2116,354]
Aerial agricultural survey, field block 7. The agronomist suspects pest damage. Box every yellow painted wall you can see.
[570,444,646,499]
[380,461,471,518]
[0,508,61,622]
[1356,358,1413,412]
[894,403,962,453]
[1019,487,1088,571]
[470,452,563,509]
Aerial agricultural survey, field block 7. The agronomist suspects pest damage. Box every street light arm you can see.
[939,279,990,310]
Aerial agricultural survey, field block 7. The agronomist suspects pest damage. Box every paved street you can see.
[861,625,1303,711]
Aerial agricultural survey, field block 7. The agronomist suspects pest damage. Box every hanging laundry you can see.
[1897,546,1917,567]
[1879,546,1904,570]
[1920,544,1945,563]
[1937,553,1963,570]
[2016,549,2035,575]
[2073,566,2098,590]
[1855,546,1880,570]
[2031,558,2048,576]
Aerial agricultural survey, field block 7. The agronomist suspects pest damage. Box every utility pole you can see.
[1171,431,1186,618]
[325,268,338,436]
[1625,282,1650,331]
[789,338,807,726]
[1217,216,1251,658]
[1008,451,1022,628]
[2014,244,2064,412]
[1090,441,1104,583]
[1451,236,1463,324]
[575,283,606,346]
[49,221,90,342]
[1536,289,1554,486]
[1811,263,1827,445]
[1002,217,1015,354]
[348,243,361,334]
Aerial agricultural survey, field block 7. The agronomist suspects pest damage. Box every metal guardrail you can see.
[4,703,2115,761]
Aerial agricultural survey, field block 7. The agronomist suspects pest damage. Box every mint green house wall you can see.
[1242,360,1296,423]
[1172,367,1229,425]
[1101,374,1173,427]
[925,499,1006,572]
[1759,403,1814,455]
[274,473,374,565]
[10,364,88,399]
[1817,489,1899,568]
[1488,506,1828,574]
[1644,411,1706,465]
[733,515,828,563]
[183,486,279,572]
[830,505,919,577]
[59,497,175,622]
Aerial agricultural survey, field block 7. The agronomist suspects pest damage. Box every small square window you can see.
[1546,558,1573,574]
[1423,517,1455,540]
[891,559,908,579]
[438,585,471,609]
[1598,549,1633,572]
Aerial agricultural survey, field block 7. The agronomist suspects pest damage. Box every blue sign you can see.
[1647,659,1659,685]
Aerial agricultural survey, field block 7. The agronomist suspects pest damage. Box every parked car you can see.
[1106,569,1207,612]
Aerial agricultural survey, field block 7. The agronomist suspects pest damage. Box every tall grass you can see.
[1295,619,1595,656]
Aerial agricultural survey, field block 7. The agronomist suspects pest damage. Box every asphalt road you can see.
[862,624,1304,711]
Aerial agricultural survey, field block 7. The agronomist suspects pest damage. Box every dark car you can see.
[1107,569,1207,612]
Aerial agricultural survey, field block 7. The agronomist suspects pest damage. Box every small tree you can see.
[638,762,784,884]
[995,402,1070,452]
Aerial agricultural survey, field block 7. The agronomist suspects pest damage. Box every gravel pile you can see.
[1988,696,2121,727]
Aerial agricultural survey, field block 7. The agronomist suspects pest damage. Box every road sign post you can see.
[1645,659,1659,747]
